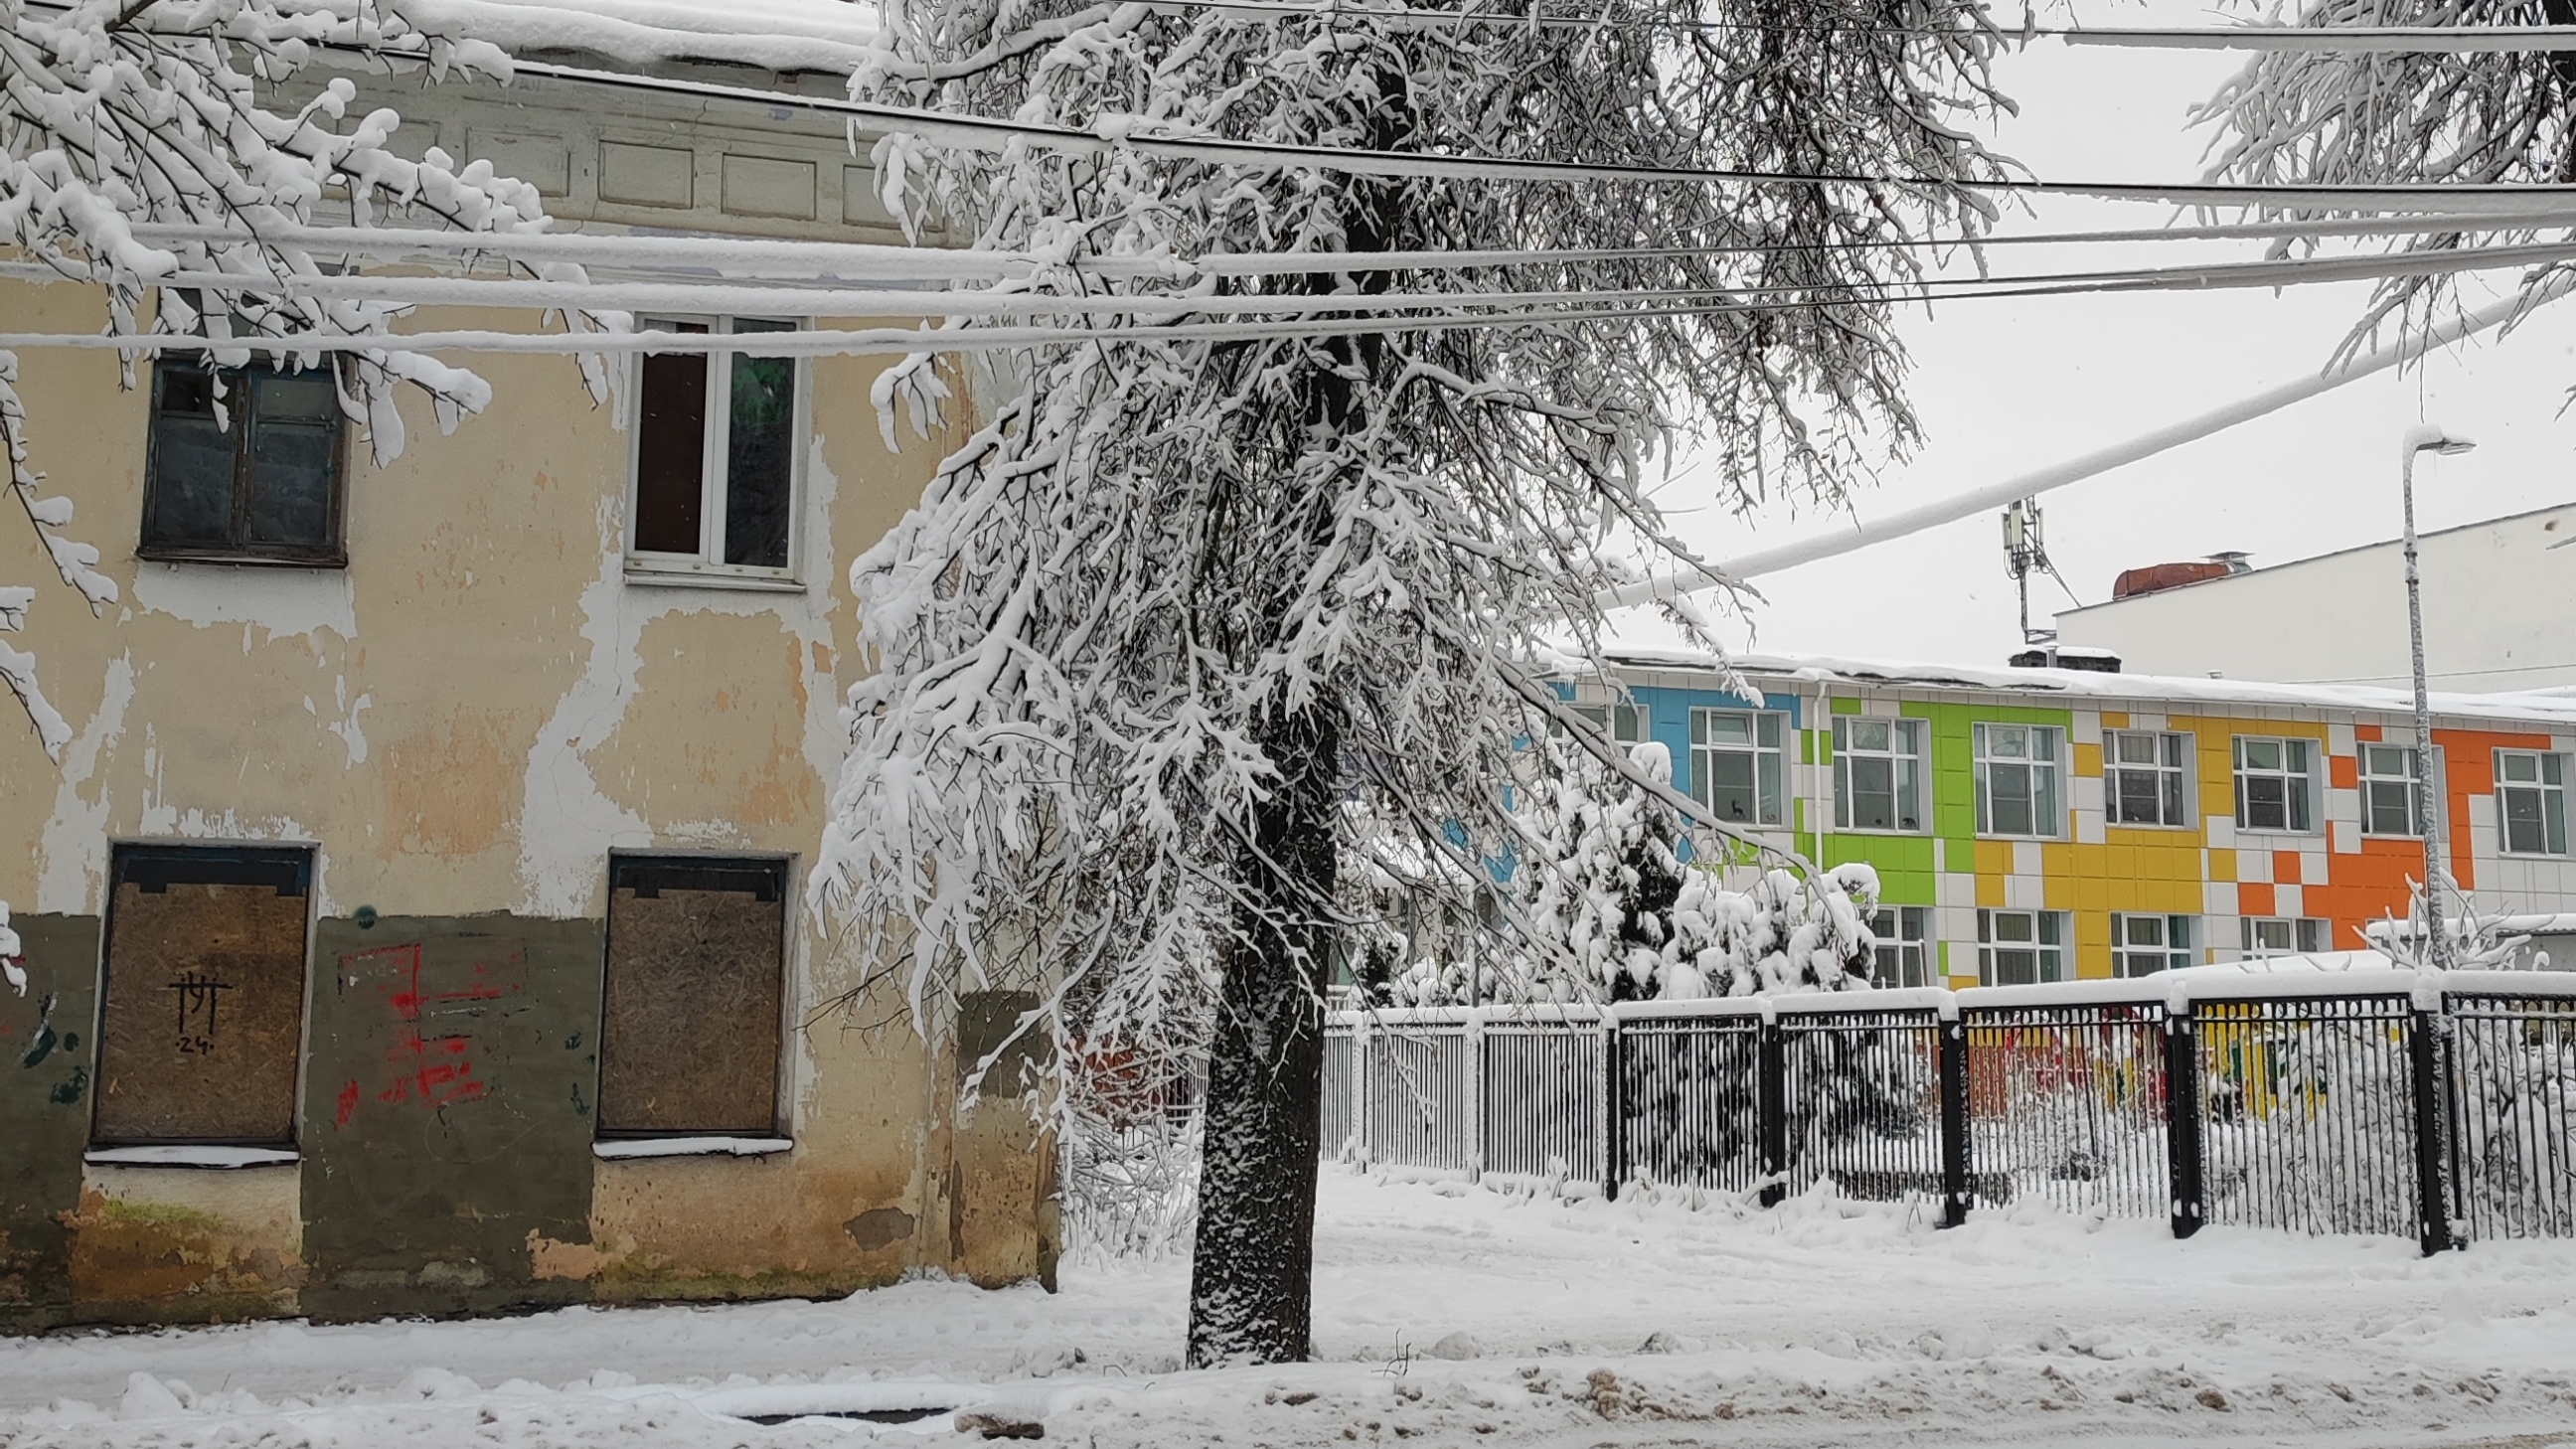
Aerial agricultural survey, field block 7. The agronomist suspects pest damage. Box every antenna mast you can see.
[2001,498,2054,649]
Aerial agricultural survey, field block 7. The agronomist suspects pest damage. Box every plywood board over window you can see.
[598,856,788,1138]
[92,845,313,1147]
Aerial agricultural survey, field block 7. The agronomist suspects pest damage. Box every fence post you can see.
[1757,1013,1787,1208]
[1939,1015,1971,1228]
[1352,1016,1371,1170]
[1463,1014,1484,1185]
[1601,1015,1623,1202]
[2165,1005,2203,1240]
[2409,1004,2454,1255]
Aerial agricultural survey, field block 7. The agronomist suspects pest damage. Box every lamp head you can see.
[2403,423,2477,457]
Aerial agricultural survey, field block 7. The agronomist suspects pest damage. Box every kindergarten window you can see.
[1869,906,1933,988]
[2241,916,2328,957]
[91,845,312,1148]
[629,317,802,580]
[1835,717,1925,832]
[1566,703,1647,744]
[1974,724,2062,838]
[2106,729,2191,828]
[2358,743,2427,837]
[2496,750,2568,857]
[1977,908,2066,986]
[2232,736,2316,834]
[2112,913,2194,977]
[1688,709,1784,826]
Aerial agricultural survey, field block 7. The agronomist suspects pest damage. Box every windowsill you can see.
[593,1136,793,1161]
[1833,827,1931,837]
[622,567,807,594]
[85,1145,299,1170]
[2230,829,2324,840]
[135,549,346,570]
[2104,821,2198,832]
[1973,834,2068,843]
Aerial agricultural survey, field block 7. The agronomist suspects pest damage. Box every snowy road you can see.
[4,1171,2575,1447]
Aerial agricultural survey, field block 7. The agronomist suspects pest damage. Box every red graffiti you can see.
[334,941,525,1122]
[335,1078,361,1128]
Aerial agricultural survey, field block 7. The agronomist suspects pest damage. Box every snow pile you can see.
[9,1172,2576,1448]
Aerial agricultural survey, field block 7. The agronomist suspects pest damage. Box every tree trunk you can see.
[1186,698,1341,1367]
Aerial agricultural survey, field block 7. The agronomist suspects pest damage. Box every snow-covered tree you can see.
[824,1,2012,1363]
[2197,0,2576,345]
[0,0,615,976]
[2363,872,2542,971]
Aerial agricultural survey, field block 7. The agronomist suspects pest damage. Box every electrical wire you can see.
[15,235,2573,321]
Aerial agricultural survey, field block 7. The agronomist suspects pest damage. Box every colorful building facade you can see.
[1578,652,2576,987]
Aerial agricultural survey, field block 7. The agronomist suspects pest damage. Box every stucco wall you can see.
[0,274,1051,1328]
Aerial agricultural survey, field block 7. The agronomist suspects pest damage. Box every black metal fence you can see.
[1326,970,2576,1250]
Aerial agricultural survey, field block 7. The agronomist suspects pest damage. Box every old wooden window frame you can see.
[139,361,349,566]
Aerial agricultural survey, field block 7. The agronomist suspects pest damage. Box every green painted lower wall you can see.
[298,914,605,1322]
[0,914,99,1332]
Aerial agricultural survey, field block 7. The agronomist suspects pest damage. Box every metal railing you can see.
[1325,968,2576,1250]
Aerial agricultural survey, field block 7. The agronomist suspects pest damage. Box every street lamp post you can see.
[2401,424,2475,972]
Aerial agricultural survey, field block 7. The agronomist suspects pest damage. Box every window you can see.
[2232,736,2316,833]
[1869,906,1933,988]
[1835,718,1925,832]
[1974,724,2062,838]
[2497,750,2569,856]
[629,318,801,578]
[92,845,312,1147]
[1566,703,1647,744]
[598,855,790,1138]
[141,363,345,564]
[2112,913,2194,977]
[2358,743,2426,837]
[1978,908,2066,986]
[1689,709,1784,826]
[2106,729,2190,827]
[2241,916,2328,957]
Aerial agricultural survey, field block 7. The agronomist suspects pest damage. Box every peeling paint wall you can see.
[0,110,1054,1322]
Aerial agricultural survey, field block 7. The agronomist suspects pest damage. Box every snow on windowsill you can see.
[84,1145,300,1170]
[622,567,808,594]
[593,1136,793,1160]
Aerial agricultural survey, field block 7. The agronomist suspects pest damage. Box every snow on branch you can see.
[0,0,626,756]
[813,0,2012,1095]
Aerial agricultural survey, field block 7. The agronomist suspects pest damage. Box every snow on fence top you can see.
[1596,646,2576,729]
[373,0,879,74]
[1327,963,2576,1030]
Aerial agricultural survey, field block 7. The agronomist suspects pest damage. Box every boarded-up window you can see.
[598,856,787,1137]
[92,845,312,1146]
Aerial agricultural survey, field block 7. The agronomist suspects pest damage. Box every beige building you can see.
[0,42,1052,1330]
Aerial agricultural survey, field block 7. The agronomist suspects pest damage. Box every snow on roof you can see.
[1596,645,2576,729]
[406,0,878,74]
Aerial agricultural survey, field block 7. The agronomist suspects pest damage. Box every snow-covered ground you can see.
[6,1171,2576,1447]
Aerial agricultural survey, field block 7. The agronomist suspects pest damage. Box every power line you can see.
[106,211,2576,290]
[1122,2,2576,53]
[22,236,2573,322]
[1602,272,2576,605]
[491,53,2576,215]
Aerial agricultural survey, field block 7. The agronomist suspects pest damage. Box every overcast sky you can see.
[1652,4,2576,669]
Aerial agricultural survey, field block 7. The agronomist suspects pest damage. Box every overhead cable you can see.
[1600,274,2576,605]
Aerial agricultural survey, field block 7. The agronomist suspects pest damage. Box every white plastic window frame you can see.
[2357,741,2426,838]
[2496,748,2570,857]
[2110,911,2194,977]
[1834,716,1927,834]
[1972,723,2064,839]
[1568,702,1648,745]
[1868,905,1933,988]
[2104,729,2192,830]
[624,314,808,586]
[2240,915,2328,957]
[1688,707,1786,828]
[1976,907,2067,986]
[2231,735,2319,836]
